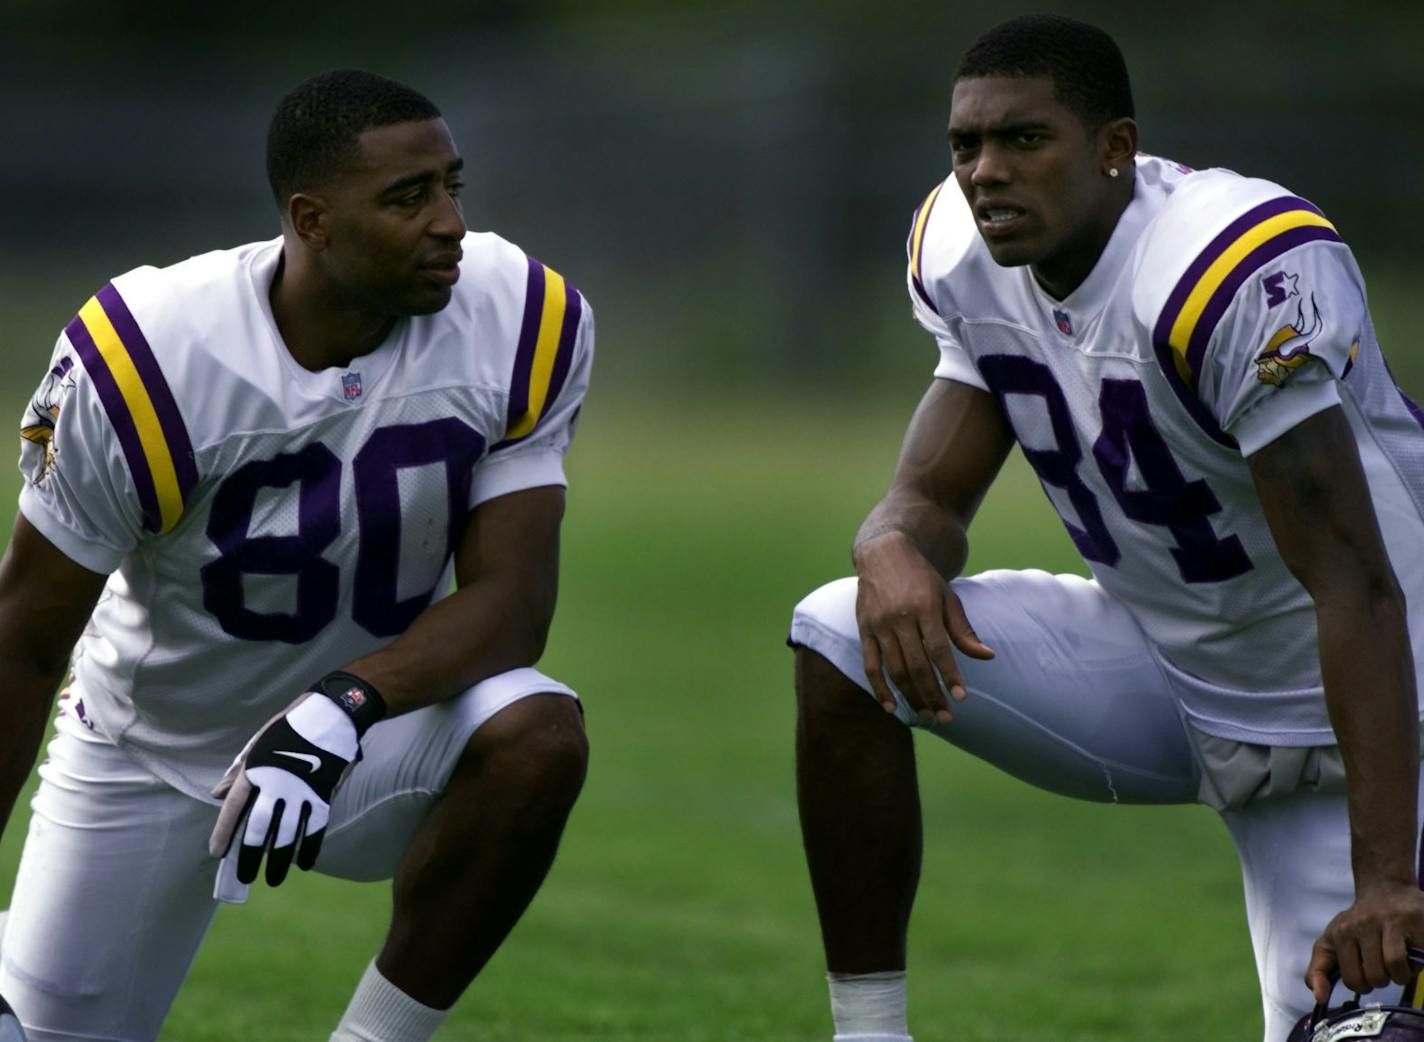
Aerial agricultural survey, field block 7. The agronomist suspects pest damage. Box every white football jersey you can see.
[18,232,594,800]
[908,154,1424,743]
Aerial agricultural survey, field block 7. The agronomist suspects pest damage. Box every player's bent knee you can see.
[467,693,589,800]
[790,578,889,723]
[794,646,880,719]
[790,577,861,647]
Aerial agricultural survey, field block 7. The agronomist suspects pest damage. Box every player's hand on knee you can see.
[853,532,992,724]
[208,672,386,887]
[1306,883,1424,1001]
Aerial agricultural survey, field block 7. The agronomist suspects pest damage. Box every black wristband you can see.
[311,671,387,738]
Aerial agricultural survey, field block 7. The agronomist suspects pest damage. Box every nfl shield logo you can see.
[341,372,363,401]
[1053,309,1073,336]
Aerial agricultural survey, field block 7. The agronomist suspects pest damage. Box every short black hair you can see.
[957,14,1134,127]
[266,69,442,209]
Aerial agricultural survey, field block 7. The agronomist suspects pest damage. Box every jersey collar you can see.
[1025,161,1156,334]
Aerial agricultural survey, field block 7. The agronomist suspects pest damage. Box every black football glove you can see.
[209,671,385,887]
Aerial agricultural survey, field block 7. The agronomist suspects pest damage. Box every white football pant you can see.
[790,569,1423,1042]
[0,667,576,1042]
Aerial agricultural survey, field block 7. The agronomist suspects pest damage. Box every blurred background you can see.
[4,0,1422,397]
[1,2,1421,1038]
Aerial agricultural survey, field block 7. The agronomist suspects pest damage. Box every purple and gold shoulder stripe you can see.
[63,284,198,533]
[495,257,584,451]
[1150,196,1340,446]
[908,182,946,314]
[1153,196,1340,390]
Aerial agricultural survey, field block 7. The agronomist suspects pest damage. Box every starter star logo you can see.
[1254,292,1323,387]
[1261,270,1301,309]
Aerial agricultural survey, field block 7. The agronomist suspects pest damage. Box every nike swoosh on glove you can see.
[209,671,386,887]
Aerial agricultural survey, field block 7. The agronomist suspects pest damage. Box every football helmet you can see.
[1288,949,1424,1041]
[0,994,26,1042]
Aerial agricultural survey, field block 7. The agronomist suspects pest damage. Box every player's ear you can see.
[288,192,332,250]
[1099,116,1138,177]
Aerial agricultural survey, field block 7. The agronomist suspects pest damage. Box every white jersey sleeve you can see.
[1197,240,1361,456]
[20,236,601,803]
[1139,179,1353,457]
[470,262,595,507]
[17,299,160,573]
[905,179,989,391]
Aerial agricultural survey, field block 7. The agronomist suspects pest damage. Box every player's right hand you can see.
[208,671,385,887]
[852,530,994,724]
[1306,881,1424,1002]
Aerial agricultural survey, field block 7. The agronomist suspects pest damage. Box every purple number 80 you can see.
[200,418,485,643]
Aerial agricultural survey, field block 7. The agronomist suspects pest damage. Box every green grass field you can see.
[0,391,1261,1040]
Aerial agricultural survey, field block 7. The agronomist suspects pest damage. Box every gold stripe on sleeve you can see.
[1167,210,1336,359]
[506,267,569,441]
[910,182,946,284]
[77,297,185,533]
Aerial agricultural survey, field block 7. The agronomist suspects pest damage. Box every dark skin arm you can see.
[0,482,558,848]
[853,378,1015,723]
[0,514,108,845]
[343,484,565,716]
[1248,405,1424,1001]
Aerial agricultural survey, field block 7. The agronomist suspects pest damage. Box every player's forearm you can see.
[1316,582,1419,890]
[0,663,65,845]
[854,488,970,579]
[854,379,1011,578]
[341,576,554,717]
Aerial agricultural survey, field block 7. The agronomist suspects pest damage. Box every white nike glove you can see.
[209,671,386,887]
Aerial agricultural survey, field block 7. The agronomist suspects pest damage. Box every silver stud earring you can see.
[1108,168,1120,178]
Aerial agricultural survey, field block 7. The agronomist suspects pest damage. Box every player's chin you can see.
[399,282,456,316]
[980,237,1039,269]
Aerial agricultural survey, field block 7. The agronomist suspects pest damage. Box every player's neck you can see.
[1029,181,1134,301]
[269,253,397,371]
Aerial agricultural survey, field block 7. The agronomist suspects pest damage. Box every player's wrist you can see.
[852,528,917,567]
[308,670,388,739]
[1353,866,1419,896]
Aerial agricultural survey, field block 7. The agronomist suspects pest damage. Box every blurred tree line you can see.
[2,0,1420,396]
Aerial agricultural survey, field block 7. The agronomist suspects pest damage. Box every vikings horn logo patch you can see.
[1255,292,1324,387]
[20,355,77,477]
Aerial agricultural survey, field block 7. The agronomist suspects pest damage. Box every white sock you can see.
[330,960,449,1042]
[828,970,911,1041]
